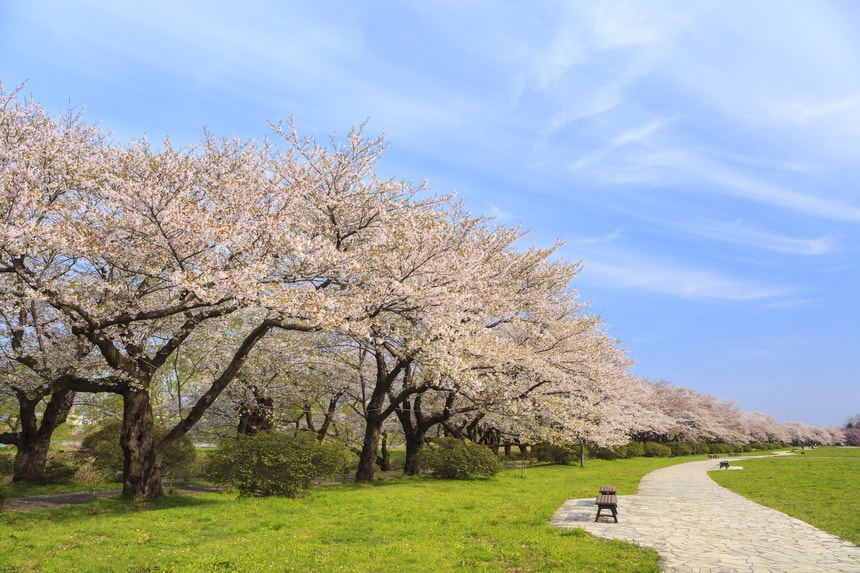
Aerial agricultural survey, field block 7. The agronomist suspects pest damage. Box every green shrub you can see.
[532,443,575,464]
[708,443,732,454]
[24,457,79,485]
[624,441,645,458]
[416,437,501,479]
[0,449,14,478]
[669,442,694,456]
[588,445,621,460]
[78,420,197,481]
[204,431,354,497]
[642,441,671,457]
[749,442,776,451]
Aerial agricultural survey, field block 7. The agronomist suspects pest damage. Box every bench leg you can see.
[595,505,619,523]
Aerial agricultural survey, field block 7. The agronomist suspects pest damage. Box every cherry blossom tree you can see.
[1,88,339,497]
[0,293,92,479]
[0,84,109,479]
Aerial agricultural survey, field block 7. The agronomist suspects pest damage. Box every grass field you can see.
[1,458,686,573]
[709,446,860,545]
[3,448,857,571]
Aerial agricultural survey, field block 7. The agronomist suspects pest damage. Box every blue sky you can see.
[2,1,858,427]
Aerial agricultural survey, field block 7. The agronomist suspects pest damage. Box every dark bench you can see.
[599,485,616,495]
[594,493,618,522]
[719,461,730,469]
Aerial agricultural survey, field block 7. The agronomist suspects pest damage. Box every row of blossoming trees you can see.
[0,85,842,499]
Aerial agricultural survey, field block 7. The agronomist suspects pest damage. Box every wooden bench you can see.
[599,485,616,495]
[594,493,618,522]
[719,461,730,469]
[504,460,528,478]
[513,460,527,478]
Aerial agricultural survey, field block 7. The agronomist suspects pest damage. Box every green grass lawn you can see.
[709,446,860,545]
[1,458,684,573]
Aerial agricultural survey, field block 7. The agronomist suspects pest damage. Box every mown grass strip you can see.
[1,458,684,572]
[710,447,860,545]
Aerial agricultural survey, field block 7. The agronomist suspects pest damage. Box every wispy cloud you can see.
[771,96,860,125]
[764,298,817,310]
[576,229,624,245]
[487,205,513,222]
[579,252,789,301]
[570,117,674,171]
[665,219,835,255]
[582,145,860,223]
[697,157,860,223]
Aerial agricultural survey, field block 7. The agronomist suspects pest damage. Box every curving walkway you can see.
[550,458,860,572]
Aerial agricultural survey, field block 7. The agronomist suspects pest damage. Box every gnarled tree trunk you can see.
[121,388,163,499]
[355,415,383,482]
[9,388,76,481]
[377,430,391,471]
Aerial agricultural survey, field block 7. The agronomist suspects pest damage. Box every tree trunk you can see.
[377,431,391,471]
[402,429,425,476]
[355,417,382,482]
[237,386,273,436]
[11,388,76,481]
[355,350,409,482]
[315,392,343,441]
[121,389,163,499]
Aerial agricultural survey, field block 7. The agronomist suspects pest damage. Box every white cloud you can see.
[764,298,817,310]
[570,117,674,171]
[699,159,860,223]
[487,205,513,222]
[582,256,789,301]
[576,229,623,245]
[664,219,836,255]
[581,145,860,223]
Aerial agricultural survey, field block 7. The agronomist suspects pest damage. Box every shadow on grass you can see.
[2,488,231,524]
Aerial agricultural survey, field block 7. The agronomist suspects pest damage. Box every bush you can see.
[24,457,79,485]
[204,431,354,497]
[78,420,198,481]
[416,437,501,479]
[588,445,621,460]
[708,443,733,455]
[0,449,14,479]
[669,442,694,456]
[624,441,645,458]
[532,443,576,464]
[642,442,671,457]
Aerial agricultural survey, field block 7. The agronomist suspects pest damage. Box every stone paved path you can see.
[550,458,860,572]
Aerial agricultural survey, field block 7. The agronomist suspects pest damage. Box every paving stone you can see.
[550,457,860,572]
